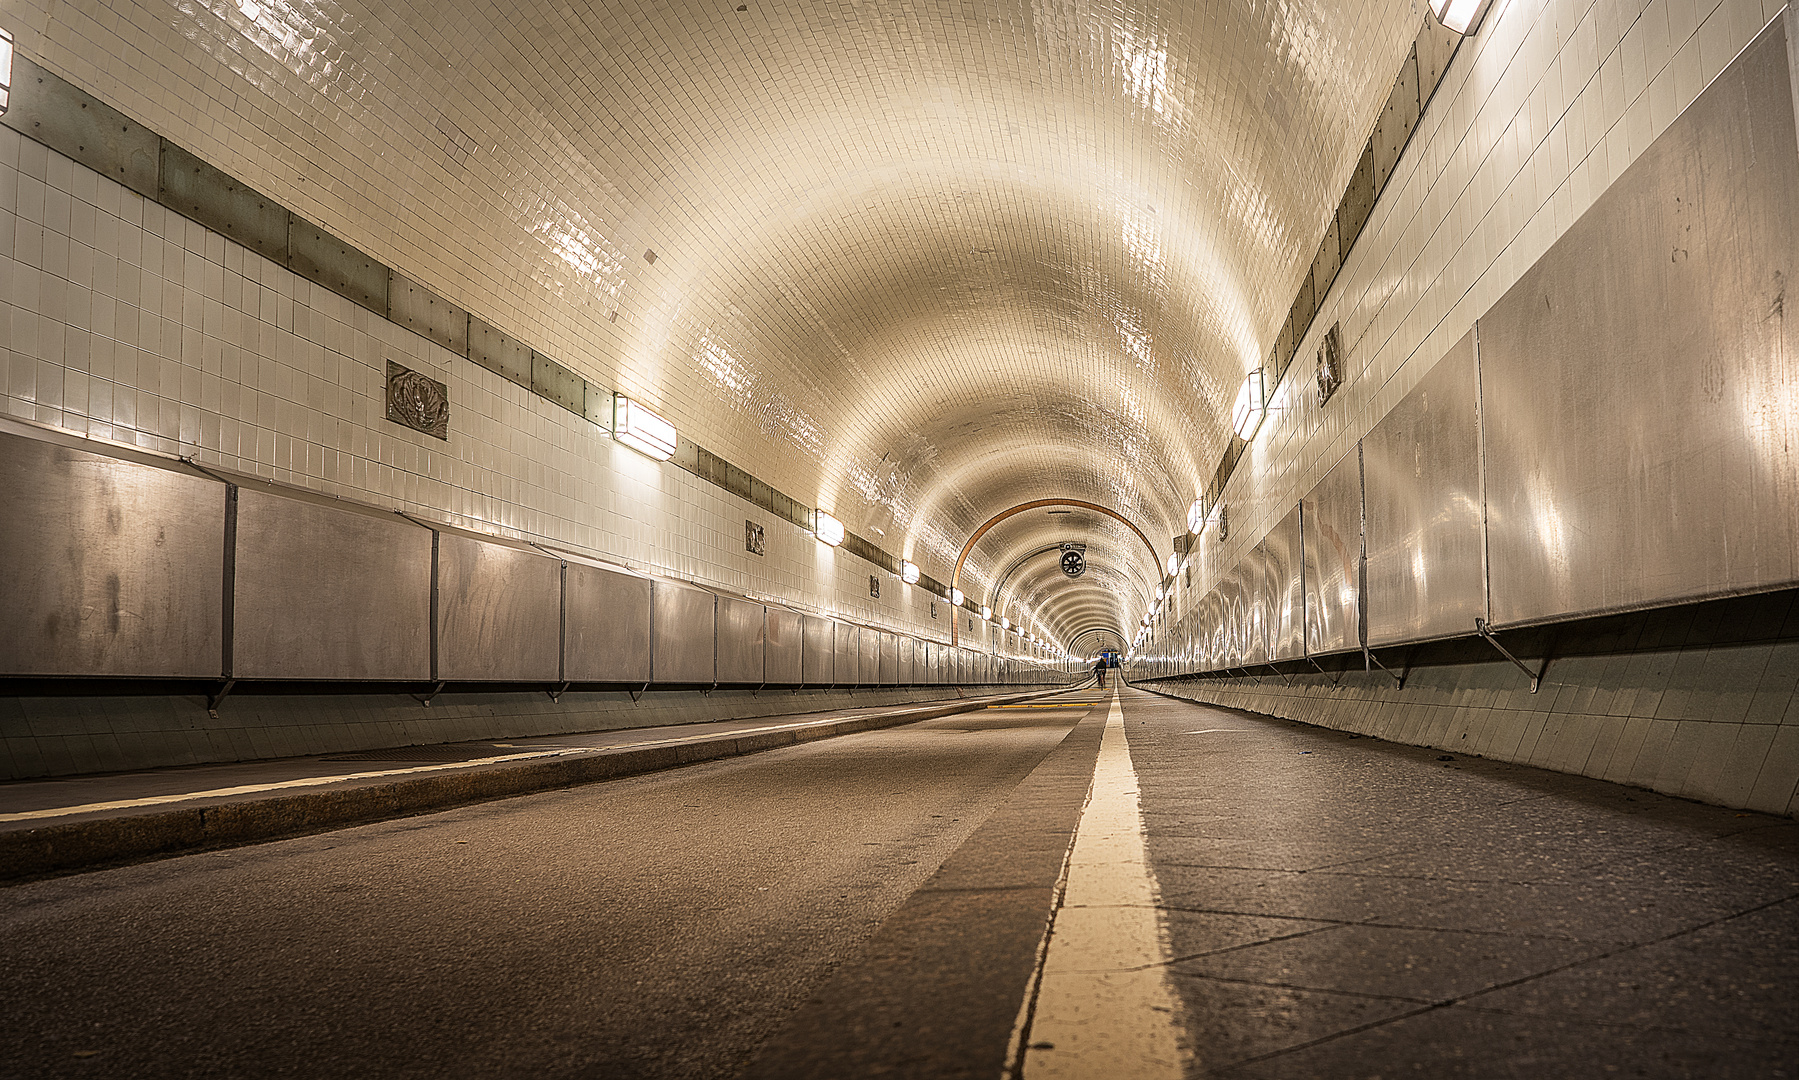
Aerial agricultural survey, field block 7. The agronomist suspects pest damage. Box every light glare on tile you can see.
[815,511,844,546]
[612,394,677,460]
[239,1,262,19]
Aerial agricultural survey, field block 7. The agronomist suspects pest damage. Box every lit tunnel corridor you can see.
[0,0,1795,1075]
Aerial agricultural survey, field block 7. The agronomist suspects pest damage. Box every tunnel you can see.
[0,0,1795,1075]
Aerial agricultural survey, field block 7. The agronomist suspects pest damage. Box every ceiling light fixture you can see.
[1232,369,1266,441]
[612,394,677,460]
[1429,0,1494,34]
[815,511,844,546]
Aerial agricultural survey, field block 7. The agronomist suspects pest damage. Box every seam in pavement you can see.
[0,689,1068,884]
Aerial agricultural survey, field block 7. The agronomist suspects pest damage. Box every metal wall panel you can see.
[801,615,835,685]
[3,58,160,198]
[390,273,469,355]
[651,582,716,684]
[1363,332,1486,646]
[561,556,651,683]
[1240,547,1270,666]
[1266,506,1305,661]
[1303,448,1363,656]
[468,316,532,387]
[715,595,766,684]
[159,142,288,262]
[1481,21,1799,626]
[0,432,226,677]
[765,606,803,684]
[435,530,561,682]
[898,636,914,685]
[233,487,431,679]
[835,623,860,685]
[288,216,389,314]
[882,632,899,684]
[856,629,879,684]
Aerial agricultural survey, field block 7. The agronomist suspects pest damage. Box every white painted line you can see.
[1179,728,1252,735]
[0,711,907,824]
[1016,689,1186,1078]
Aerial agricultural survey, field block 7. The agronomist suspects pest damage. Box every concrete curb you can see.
[0,690,1066,883]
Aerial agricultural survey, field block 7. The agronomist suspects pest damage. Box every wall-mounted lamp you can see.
[952,588,965,606]
[981,605,992,621]
[900,560,920,584]
[0,29,14,116]
[1186,498,1206,533]
[1429,0,1494,34]
[1000,617,1011,630]
[1231,369,1266,440]
[613,394,677,460]
[815,511,845,546]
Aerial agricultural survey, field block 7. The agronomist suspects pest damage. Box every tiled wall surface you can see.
[0,115,980,645]
[1181,0,1788,618]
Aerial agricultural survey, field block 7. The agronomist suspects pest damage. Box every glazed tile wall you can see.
[0,117,969,646]
[1184,0,1788,618]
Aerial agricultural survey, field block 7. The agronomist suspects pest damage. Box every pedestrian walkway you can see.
[0,687,1074,880]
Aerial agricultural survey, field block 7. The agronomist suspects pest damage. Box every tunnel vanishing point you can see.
[1,0,1797,1077]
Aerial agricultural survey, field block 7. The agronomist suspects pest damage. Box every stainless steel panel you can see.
[1480,22,1799,626]
[881,631,899,685]
[898,636,914,685]
[532,352,587,416]
[469,316,532,387]
[159,141,288,262]
[0,432,225,677]
[233,486,431,679]
[1362,333,1485,646]
[1240,548,1270,666]
[390,273,469,355]
[801,615,835,685]
[651,582,715,684]
[1203,589,1223,671]
[1303,447,1363,655]
[3,58,159,198]
[835,623,860,685]
[715,595,766,684]
[858,629,883,685]
[435,530,560,682]
[765,606,803,684]
[287,216,389,314]
[561,556,650,683]
[1266,506,1305,661]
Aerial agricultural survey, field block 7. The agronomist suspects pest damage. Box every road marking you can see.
[1013,689,1186,1078]
[0,712,917,824]
[1179,728,1251,735]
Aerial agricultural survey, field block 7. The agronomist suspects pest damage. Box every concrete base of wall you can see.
[1138,632,1799,817]
[0,684,1074,781]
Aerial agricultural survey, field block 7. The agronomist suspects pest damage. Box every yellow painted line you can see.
[1013,689,1186,1077]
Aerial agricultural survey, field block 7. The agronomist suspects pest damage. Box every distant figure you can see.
[1093,658,1107,689]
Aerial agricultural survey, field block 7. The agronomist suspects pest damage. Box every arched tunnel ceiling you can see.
[98,0,1425,648]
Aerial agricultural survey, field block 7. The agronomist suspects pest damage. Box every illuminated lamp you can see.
[1429,0,1494,34]
[952,588,965,606]
[1231,369,1266,440]
[1187,499,1206,533]
[1165,552,1180,575]
[0,29,13,115]
[815,511,845,546]
[900,560,920,584]
[981,605,992,621]
[612,394,677,460]
[1001,617,1011,630]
